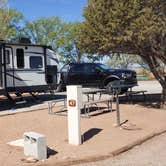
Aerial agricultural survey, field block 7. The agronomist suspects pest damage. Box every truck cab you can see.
[59,63,137,93]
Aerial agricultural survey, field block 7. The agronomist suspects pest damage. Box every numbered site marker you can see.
[67,85,82,145]
[68,99,76,107]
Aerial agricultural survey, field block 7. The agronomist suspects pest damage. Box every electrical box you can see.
[23,131,47,160]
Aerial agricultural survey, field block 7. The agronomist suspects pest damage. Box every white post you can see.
[67,85,82,145]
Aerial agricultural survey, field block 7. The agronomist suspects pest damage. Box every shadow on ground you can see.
[0,93,66,112]
[81,106,113,117]
[119,93,163,109]
[82,128,103,142]
[0,92,164,112]
[47,147,58,158]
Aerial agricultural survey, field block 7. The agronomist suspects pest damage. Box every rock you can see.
[21,156,38,163]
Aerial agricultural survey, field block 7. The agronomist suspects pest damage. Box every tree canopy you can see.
[58,22,82,63]
[0,8,22,39]
[79,0,166,106]
[20,18,86,63]
[80,0,166,62]
[20,17,66,50]
[105,53,147,69]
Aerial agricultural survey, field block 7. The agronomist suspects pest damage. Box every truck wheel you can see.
[106,80,120,94]
[106,81,128,94]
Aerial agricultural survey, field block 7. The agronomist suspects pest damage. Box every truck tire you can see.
[106,81,116,94]
[106,81,128,94]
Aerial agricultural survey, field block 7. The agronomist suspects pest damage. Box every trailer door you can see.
[5,47,15,88]
[0,45,3,87]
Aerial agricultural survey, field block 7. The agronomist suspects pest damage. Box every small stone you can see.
[21,156,38,163]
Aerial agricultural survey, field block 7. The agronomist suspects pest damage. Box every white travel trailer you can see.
[0,38,59,99]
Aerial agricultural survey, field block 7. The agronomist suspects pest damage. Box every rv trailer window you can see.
[16,49,24,68]
[5,50,10,64]
[30,56,43,69]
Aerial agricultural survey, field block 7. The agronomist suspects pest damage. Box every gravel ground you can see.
[74,133,166,166]
[0,80,165,166]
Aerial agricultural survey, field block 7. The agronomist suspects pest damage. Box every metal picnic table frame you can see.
[48,83,141,123]
[48,88,113,117]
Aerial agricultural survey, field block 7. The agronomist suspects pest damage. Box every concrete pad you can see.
[7,139,24,147]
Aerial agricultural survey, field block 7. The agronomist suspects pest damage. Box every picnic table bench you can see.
[48,98,67,115]
[83,98,113,118]
[125,90,147,102]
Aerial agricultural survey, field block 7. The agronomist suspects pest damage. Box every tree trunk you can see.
[161,75,166,109]
[161,87,166,109]
[77,51,82,63]
[142,55,166,109]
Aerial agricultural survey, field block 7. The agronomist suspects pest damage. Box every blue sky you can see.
[9,0,87,22]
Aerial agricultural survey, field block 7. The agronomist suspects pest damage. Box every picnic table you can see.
[48,83,144,124]
[83,89,113,118]
[48,88,113,118]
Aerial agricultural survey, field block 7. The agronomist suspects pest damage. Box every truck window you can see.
[30,56,43,69]
[85,64,95,72]
[16,49,24,68]
[70,64,85,72]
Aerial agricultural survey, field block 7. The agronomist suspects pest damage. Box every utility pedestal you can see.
[23,131,47,160]
[67,85,82,145]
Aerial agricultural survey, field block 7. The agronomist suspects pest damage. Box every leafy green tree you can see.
[59,22,82,63]
[0,8,23,40]
[79,0,166,107]
[105,53,146,69]
[21,18,86,63]
[20,17,65,50]
[59,22,100,63]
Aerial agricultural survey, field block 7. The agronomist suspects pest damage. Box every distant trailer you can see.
[0,38,59,98]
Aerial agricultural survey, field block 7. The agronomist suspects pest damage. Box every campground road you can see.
[133,80,162,94]
[74,133,166,166]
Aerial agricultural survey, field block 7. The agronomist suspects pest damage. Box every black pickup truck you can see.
[57,63,137,93]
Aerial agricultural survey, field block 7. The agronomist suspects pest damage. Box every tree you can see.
[105,53,147,69]
[58,22,83,63]
[79,0,166,107]
[21,18,84,63]
[0,0,23,40]
[59,22,101,64]
[20,17,66,50]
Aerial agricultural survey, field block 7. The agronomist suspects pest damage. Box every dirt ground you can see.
[0,102,166,166]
